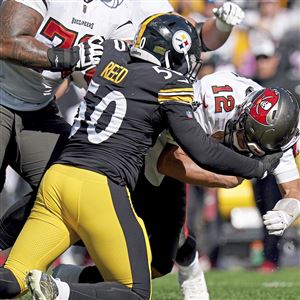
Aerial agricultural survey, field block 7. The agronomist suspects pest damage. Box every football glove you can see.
[47,36,104,71]
[213,1,245,32]
[263,198,300,236]
[75,36,104,70]
[256,152,283,179]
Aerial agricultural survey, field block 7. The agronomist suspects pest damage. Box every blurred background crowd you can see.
[1,0,299,272]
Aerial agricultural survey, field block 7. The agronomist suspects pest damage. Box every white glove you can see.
[263,198,300,236]
[75,35,104,70]
[213,1,245,32]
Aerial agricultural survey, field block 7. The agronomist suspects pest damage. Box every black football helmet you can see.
[224,87,300,156]
[130,13,202,82]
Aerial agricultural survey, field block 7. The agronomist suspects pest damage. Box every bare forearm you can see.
[0,37,50,67]
[0,1,51,67]
[201,18,231,50]
[279,179,300,199]
[158,144,243,188]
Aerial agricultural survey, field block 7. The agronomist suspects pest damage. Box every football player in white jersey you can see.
[151,71,300,299]
[0,0,246,252]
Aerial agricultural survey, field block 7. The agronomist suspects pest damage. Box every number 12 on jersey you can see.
[212,85,235,113]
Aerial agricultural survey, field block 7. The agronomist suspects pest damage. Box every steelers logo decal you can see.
[172,30,192,54]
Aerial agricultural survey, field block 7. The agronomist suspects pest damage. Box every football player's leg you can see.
[69,173,152,299]
[254,175,281,269]
[176,185,205,266]
[54,174,185,285]
[18,104,71,189]
[0,103,71,251]
[133,174,186,277]
[0,167,78,298]
[0,105,15,192]
[176,185,209,300]
[0,191,34,250]
[0,105,18,250]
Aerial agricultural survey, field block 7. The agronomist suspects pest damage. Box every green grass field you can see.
[152,269,300,300]
[20,268,300,300]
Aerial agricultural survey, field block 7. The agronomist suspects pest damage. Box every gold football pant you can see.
[5,164,152,299]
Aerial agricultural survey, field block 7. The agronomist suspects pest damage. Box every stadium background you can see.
[0,0,299,299]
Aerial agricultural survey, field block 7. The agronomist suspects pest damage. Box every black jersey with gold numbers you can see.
[58,40,265,189]
[57,39,194,190]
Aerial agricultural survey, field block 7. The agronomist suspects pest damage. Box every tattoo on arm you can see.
[0,0,51,68]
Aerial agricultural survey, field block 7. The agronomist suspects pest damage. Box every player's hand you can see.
[75,36,104,70]
[213,1,245,32]
[47,36,104,71]
[257,152,283,179]
[263,198,300,236]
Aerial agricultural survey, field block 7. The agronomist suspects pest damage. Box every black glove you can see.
[256,152,283,179]
[47,36,104,71]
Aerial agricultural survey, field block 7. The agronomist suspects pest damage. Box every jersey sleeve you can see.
[158,79,194,105]
[273,149,300,184]
[13,0,49,18]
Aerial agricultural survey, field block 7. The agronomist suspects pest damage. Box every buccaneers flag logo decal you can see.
[249,88,279,125]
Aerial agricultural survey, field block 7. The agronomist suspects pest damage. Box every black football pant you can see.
[175,185,205,266]
[0,103,70,250]
[253,175,282,265]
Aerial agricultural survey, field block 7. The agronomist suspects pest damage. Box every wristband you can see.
[47,47,80,71]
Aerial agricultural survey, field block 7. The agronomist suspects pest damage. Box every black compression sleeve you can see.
[162,102,264,179]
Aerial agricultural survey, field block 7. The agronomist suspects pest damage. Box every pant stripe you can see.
[108,179,151,299]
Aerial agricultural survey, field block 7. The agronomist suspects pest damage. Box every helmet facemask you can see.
[224,114,267,157]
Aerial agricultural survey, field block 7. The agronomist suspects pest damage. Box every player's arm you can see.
[263,151,300,236]
[279,179,300,200]
[161,101,282,179]
[191,1,244,51]
[0,0,50,67]
[157,143,243,188]
[0,0,103,70]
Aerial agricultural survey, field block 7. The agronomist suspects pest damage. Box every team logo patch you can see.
[249,88,279,125]
[172,30,192,54]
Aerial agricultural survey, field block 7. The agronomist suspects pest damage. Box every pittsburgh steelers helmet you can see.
[130,13,202,82]
[225,87,300,156]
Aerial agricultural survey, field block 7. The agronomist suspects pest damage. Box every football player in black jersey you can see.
[0,14,282,300]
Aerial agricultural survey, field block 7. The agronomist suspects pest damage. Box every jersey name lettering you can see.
[71,17,94,30]
[101,61,128,84]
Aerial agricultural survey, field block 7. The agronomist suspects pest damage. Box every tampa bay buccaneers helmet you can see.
[130,13,202,82]
[224,87,300,156]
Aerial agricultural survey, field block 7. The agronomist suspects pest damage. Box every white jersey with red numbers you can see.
[0,0,134,111]
[145,71,299,186]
